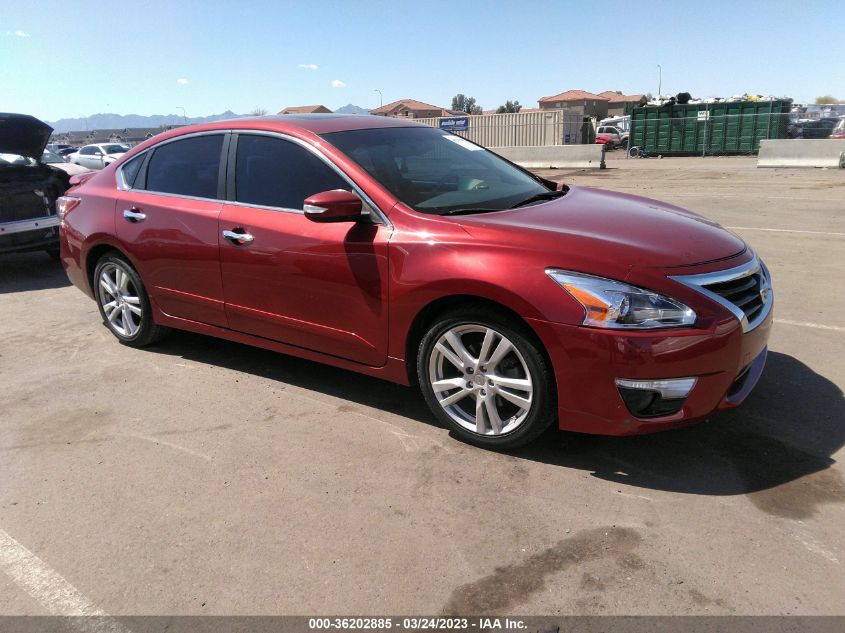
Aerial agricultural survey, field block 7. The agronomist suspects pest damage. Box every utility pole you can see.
[176,106,187,125]
[373,89,383,108]
[657,65,662,98]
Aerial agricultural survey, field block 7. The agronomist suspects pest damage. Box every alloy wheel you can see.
[428,324,533,436]
[97,263,143,338]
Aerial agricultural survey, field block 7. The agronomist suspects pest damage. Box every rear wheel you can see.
[94,254,169,347]
[418,309,556,450]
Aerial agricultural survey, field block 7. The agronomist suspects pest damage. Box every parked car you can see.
[831,117,845,139]
[799,118,838,139]
[47,143,75,153]
[0,113,71,259]
[60,115,773,449]
[596,125,629,148]
[41,148,91,176]
[68,143,130,170]
[57,146,79,158]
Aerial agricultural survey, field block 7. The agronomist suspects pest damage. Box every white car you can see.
[41,149,91,176]
[69,143,130,170]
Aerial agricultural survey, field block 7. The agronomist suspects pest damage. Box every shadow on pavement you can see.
[0,252,70,294]
[147,331,844,518]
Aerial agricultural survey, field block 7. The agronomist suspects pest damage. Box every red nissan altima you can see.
[58,115,772,449]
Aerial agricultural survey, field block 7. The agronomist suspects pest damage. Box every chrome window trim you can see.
[670,255,773,333]
[116,128,391,227]
[116,130,225,192]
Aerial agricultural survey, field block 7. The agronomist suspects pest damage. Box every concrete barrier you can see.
[492,144,605,169]
[757,139,845,168]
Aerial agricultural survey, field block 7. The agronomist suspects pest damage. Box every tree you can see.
[815,95,838,104]
[250,107,268,116]
[496,100,522,114]
[451,93,483,115]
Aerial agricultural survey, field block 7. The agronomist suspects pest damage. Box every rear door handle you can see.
[123,208,146,222]
[222,229,254,244]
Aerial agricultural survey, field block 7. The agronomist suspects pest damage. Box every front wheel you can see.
[94,254,169,347]
[417,309,556,450]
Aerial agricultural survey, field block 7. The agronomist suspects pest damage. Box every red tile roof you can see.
[598,91,644,103]
[538,90,608,103]
[278,105,332,114]
[370,98,448,115]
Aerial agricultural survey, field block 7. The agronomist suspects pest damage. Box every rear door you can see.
[115,133,228,327]
[77,146,98,169]
[218,133,390,366]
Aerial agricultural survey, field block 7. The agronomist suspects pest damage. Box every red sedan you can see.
[58,115,773,449]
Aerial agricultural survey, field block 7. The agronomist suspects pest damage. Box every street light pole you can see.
[176,106,187,125]
[373,89,383,108]
[657,65,662,98]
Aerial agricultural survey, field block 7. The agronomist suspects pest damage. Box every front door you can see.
[219,133,389,367]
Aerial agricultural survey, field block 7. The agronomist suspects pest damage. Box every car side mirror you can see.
[303,190,365,223]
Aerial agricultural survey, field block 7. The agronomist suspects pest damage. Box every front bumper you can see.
[527,302,772,435]
[0,216,60,254]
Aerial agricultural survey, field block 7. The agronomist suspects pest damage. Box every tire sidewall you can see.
[93,254,155,345]
[417,312,555,449]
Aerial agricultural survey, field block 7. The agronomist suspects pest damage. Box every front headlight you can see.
[546,269,696,329]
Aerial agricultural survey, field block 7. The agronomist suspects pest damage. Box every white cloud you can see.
[176,78,189,85]
[331,79,346,88]
[13,30,30,38]
[298,63,319,70]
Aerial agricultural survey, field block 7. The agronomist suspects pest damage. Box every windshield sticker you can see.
[443,136,483,151]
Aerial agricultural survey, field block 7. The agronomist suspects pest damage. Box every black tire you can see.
[93,253,169,347]
[417,307,556,450]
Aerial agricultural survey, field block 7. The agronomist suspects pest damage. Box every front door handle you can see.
[123,208,146,222]
[222,229,254,244]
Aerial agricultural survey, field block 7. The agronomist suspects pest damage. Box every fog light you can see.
[615,377,696,418]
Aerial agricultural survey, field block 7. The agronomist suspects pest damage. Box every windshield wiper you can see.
[439,208,503,216]
[511,189,567,209]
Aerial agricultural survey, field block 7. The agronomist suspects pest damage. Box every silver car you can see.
[69,143,130,170]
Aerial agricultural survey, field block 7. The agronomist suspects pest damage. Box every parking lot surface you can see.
[1,156,843,616]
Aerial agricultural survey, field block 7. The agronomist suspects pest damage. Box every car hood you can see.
[0,113,53,159]
[49,162,90,176]
[456,185,746,269]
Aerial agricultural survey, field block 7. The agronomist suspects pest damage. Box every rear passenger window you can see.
[235,135,348,209]
[120,154,144,189]
[145,135,223,199]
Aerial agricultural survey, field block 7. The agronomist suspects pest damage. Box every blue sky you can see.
[2,0,842,121]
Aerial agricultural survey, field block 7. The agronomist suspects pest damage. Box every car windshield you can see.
[321,126,551,214]
[42,150,64,163]
[0,153,36,166]
[102,144,129,154]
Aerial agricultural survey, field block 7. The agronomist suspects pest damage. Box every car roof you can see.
[119,114,431,159]
[169,114,424,137]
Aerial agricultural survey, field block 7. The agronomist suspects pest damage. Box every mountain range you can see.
[47,105,371,133]
[335,104,370,115]
[46,111,243,133]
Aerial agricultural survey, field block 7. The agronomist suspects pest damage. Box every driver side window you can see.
[234,135,349,210]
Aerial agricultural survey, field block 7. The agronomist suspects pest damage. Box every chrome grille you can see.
[702,271,766,324]
[670,255,773,333]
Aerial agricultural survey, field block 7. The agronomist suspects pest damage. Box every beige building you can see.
[598,91,644,117]
[538,90,609,119]
[278,105,332,114]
